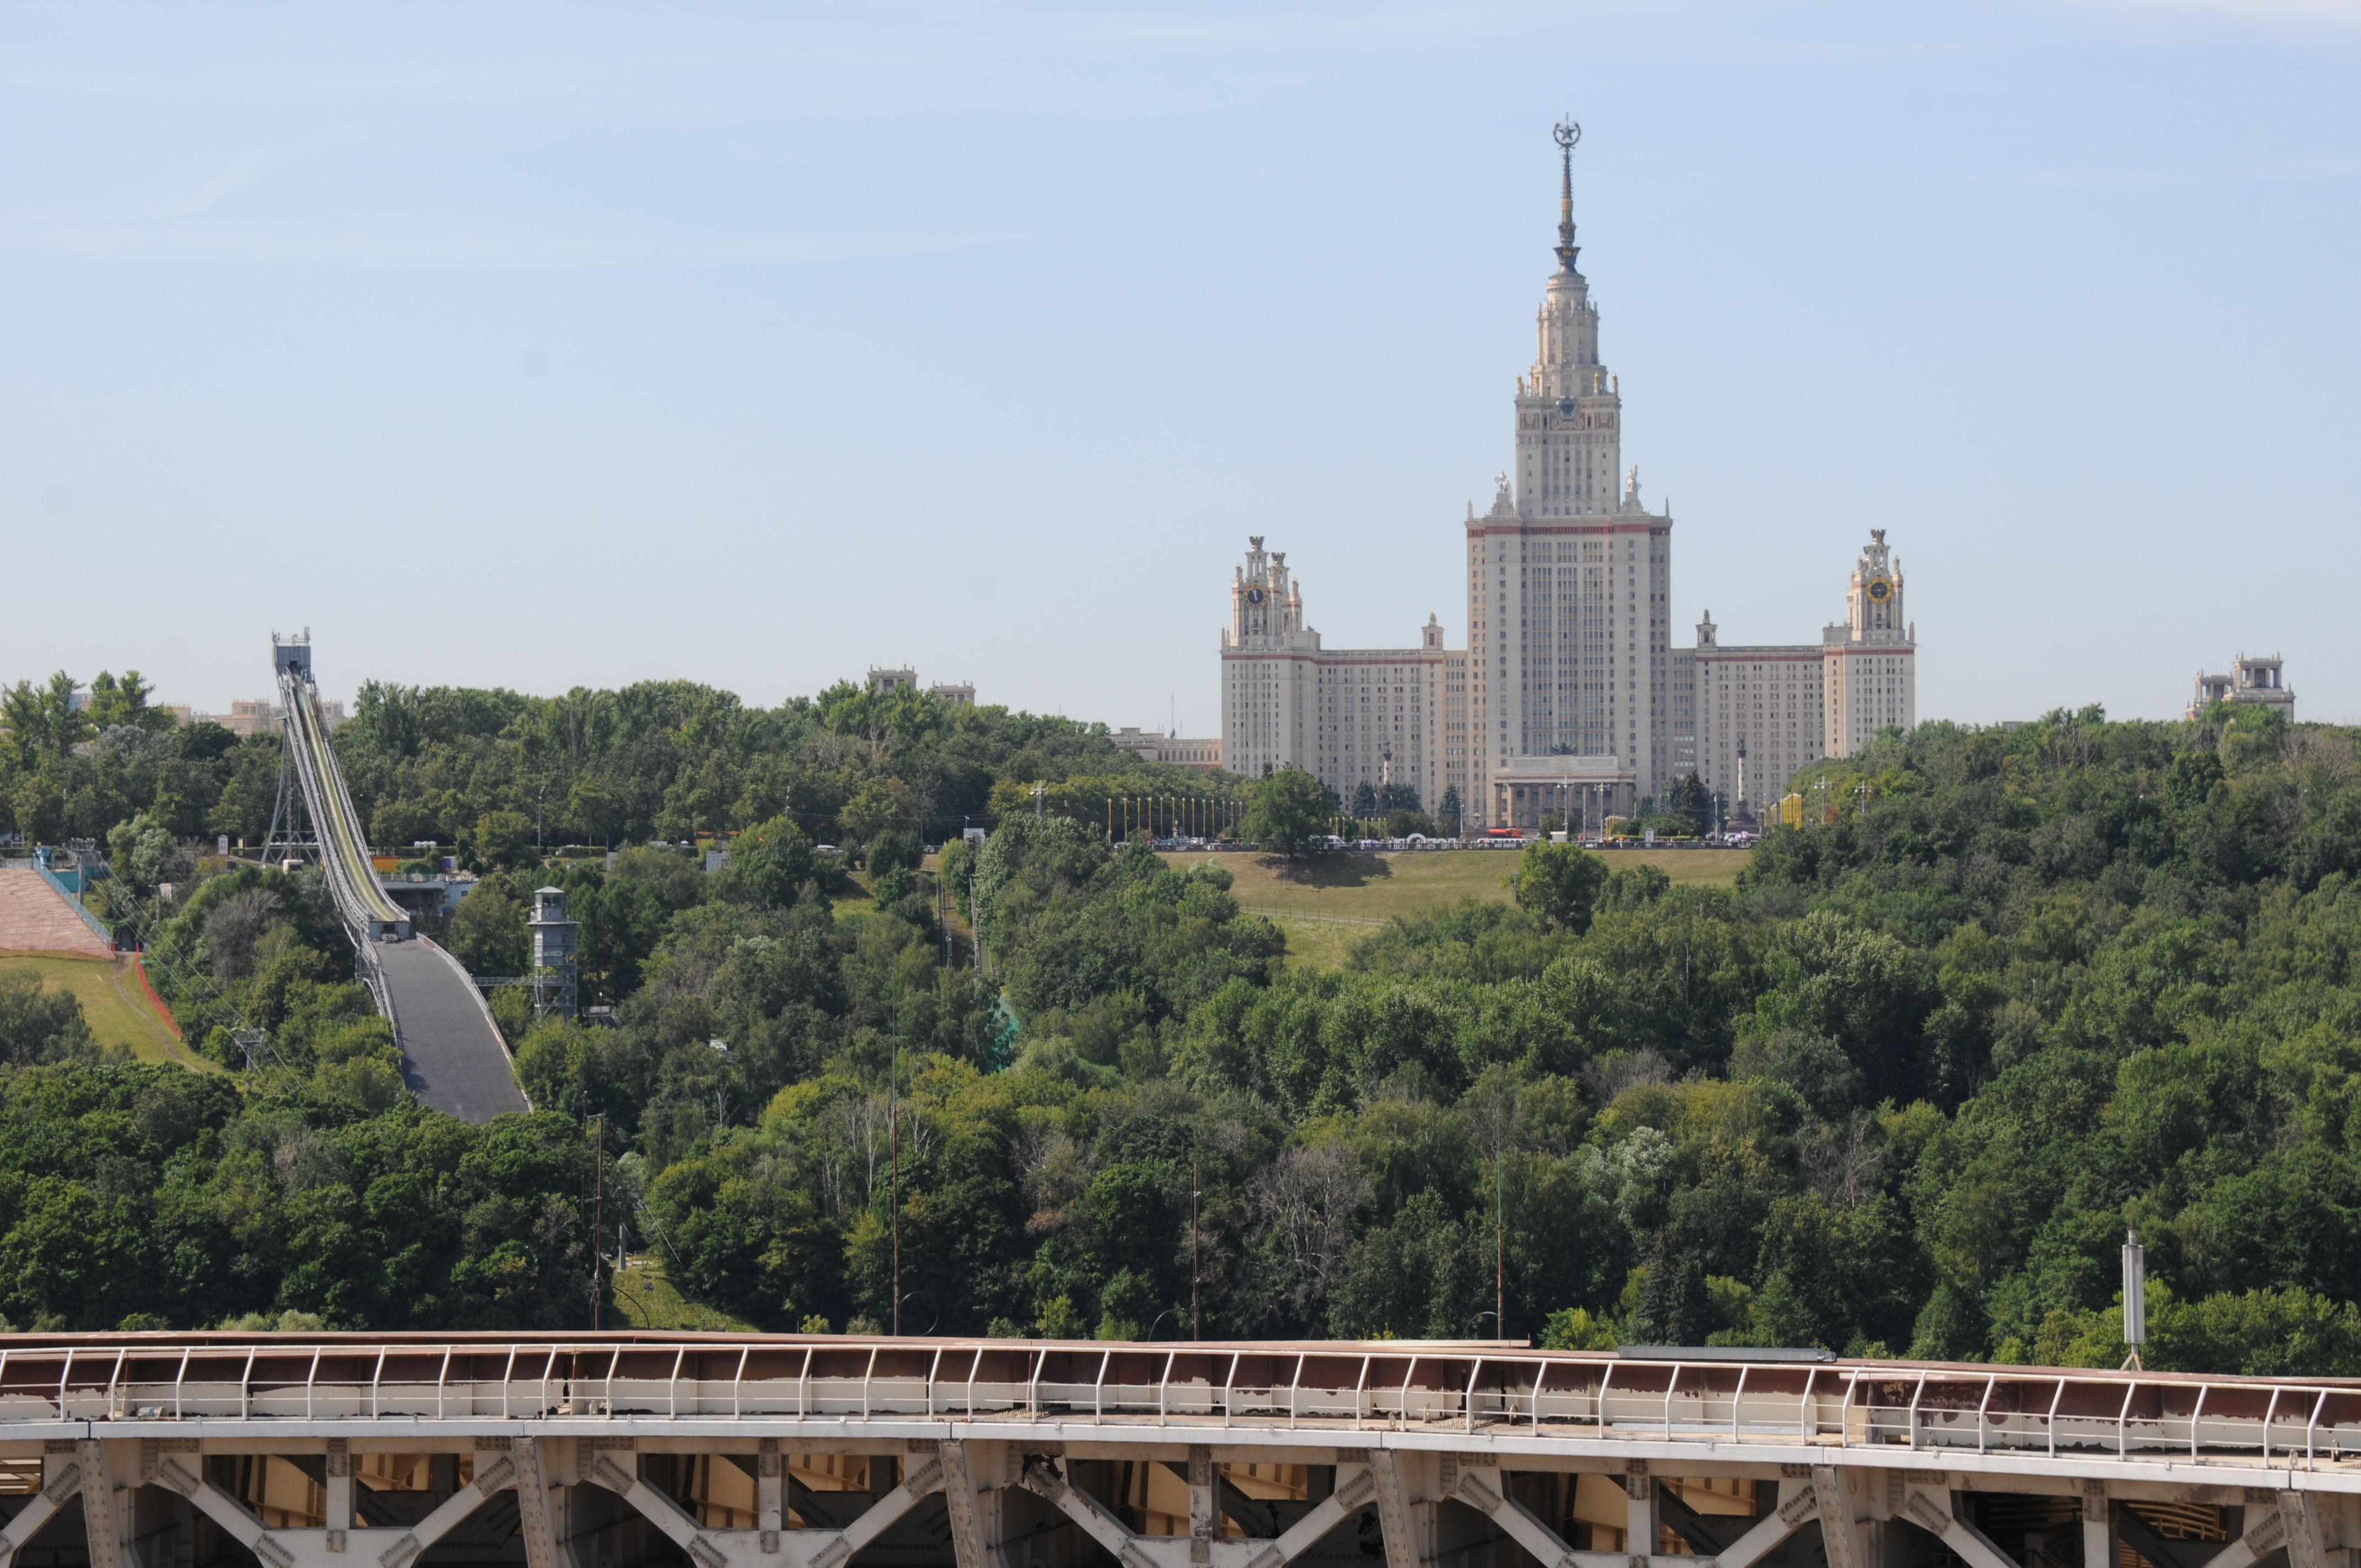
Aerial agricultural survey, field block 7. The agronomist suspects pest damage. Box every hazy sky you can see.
[4,1,2357,732]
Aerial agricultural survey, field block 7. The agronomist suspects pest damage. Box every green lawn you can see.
[1168,845,1749,916]
[0,953,215,1070]
[1162,846,1753,970]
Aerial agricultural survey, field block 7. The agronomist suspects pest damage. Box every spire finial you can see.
[1552,117,1581,271]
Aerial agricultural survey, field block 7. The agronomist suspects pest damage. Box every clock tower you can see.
[1821,528,1916,759]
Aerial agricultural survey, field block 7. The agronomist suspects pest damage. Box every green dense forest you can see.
[3,671,2359,1378]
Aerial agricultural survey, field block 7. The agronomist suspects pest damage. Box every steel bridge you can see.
[3,1335,2357,1568]
[265,633,525,1123]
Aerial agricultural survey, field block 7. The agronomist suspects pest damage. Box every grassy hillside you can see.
[610,1254,758,1331]
[0,954,210,1070]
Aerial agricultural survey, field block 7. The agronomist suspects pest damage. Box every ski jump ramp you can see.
[271,633,527,1122]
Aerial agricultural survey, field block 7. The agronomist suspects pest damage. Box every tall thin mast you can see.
[1553,118,1582,271]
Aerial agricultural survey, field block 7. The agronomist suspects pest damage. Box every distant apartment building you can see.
[868,668,975,706]
[1112,728,1223,771]
[168,698,347,735]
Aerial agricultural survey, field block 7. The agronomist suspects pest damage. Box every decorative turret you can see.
[1225,537,1314,651]
[1841,529,1906,645]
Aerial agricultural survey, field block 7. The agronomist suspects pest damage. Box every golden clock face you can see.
[1244,585,1268,607]
[1866,576,1893,604]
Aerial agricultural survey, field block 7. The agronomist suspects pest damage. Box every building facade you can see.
[1218,537,1454,810]
[1219,125,1922,830]
[2188,655,2293,721]
[1691,531,1917,819]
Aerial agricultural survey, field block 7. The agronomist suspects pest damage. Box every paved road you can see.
[376,938,529,1122]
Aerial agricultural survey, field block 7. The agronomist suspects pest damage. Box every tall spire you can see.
[1553,117,1581,272]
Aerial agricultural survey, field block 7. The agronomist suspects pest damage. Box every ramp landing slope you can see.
[0,866,113,958]
[376,938,529,1120]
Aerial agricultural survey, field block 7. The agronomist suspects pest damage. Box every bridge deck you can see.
[2,1336,2357,1480]
[4,1336,2356,1568]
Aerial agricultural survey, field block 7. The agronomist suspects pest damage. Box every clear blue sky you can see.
[4,2,2356,732]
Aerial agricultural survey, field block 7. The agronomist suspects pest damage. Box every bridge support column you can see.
[511,1436,566,1568]
[2080,1481,2110,1568]
[2282,1493,2331,1568]
[1368,1451,1426,1568]
[940,1442,1000,1568]
[1189,1448,1217,1562]
[1811,1467,1862,1568]
[757,1441,784,1555]
[77,1441,133,1568]
[1626,1462,1657,1561]
[324,1440,353,1550]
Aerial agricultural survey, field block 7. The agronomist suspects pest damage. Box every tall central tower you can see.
[1463,122,1678,830]
[1516,122,1622,520]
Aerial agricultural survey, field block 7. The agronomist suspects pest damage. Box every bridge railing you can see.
[4,1340,2361,1468]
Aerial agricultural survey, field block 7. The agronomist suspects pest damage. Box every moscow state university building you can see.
[1220,133,1915,831]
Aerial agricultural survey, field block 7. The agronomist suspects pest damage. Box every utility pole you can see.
[1032,782,1046,819]
[1495,1137,1505,1341]
[1190,1158,1203,1341]
[2121,1229,2147,1370]
[590,1114,606,1330]
[890,999,902,1335]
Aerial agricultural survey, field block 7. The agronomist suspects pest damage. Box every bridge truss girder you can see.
[0,1433,2349,1568]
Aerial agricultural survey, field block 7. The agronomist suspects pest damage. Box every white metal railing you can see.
[2,1337,2358,1471]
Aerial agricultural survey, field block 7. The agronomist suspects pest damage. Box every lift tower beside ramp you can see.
[271,633,527,1123]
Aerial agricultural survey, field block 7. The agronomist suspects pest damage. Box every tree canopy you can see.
[9,683,2361,1377]
[1242,767,1330,855]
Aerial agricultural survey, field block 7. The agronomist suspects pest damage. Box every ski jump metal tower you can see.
[259,630,322,874]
